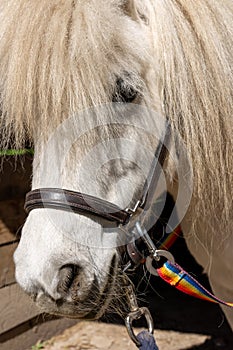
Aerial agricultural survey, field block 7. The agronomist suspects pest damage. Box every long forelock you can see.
[0,0,148,148]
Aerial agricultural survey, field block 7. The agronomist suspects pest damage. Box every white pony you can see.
[0,0,232,329]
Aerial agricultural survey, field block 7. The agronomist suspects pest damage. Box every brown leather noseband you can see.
[24,123,170,227]
[25,188,130,225]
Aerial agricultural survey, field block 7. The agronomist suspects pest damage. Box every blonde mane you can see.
[0,0,232,233]
[147,0,233,235]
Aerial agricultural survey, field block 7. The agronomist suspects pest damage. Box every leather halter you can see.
[25,188,130,225]
[24,123,171,226]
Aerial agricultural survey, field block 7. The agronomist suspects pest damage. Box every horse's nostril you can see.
[55,298,64,307]
[57,264,80,295]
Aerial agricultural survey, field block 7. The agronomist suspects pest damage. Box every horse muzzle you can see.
[14,244,118,319]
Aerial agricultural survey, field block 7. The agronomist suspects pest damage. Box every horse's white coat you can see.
[2,0,232,328]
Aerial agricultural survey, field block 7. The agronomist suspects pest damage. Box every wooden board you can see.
[0,242,18,288]
[0,219,15,245]
[0,218,17,288]
[0,283,41,338]
[1,317,78,350]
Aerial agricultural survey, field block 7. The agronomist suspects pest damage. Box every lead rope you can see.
[124,222,233,348]
[157,261,233,307]
[137,331,159,350]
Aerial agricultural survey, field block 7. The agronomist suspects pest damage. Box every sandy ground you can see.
[41,322,210,350]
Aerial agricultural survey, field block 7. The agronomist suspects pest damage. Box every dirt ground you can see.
[41,322,209,350]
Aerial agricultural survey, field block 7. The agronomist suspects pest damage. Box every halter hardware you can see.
[125,307,154,347]
[124,279,154,347]
[125,200,142,215]
[124,222,175,347]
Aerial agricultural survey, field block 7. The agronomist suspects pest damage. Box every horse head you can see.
[0,0,232,325]
[14,102,178,318]
[12,0,168,319]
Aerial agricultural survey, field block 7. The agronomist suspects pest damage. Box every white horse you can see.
[0,0,232,330]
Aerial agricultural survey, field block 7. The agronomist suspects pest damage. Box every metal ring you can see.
[146,250,175,276]
[125,307,154,347]
[155,249,175,263]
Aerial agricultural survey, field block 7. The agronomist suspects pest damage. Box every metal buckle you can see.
[123,221,156,273]
[125,307,154,347]
[134,221,157,255]
[123,221,175,346]
[125,200,141,215]
[124,283,154,347]
[134,221,175,276]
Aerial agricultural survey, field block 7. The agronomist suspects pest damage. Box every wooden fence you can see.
[0,157,77,350]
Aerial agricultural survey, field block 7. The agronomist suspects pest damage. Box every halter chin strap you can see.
[24,122,171,226]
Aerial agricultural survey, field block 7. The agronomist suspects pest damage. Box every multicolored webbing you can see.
[157,225,182,250]
[157,261,233,308]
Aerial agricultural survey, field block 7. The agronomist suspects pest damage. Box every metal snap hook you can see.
[125,307,154,347]
[146,249,175,276]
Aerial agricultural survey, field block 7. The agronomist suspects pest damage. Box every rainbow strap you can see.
[157,225,182,250]
[157,261,233,308]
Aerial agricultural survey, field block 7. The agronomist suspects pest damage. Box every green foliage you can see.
[0,149,34,156]
[31,341,45,350]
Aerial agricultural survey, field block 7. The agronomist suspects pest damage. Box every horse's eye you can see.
[112,78,138,103]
